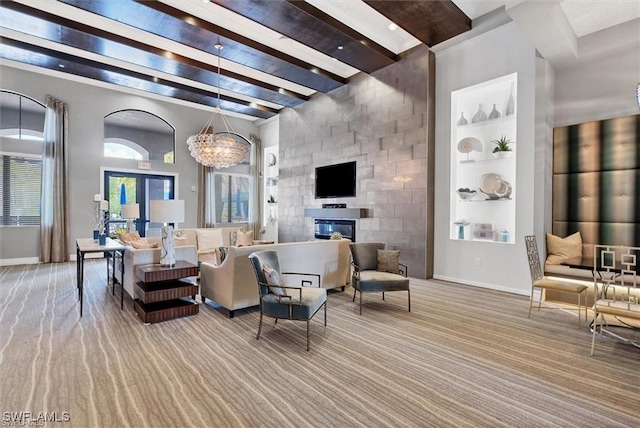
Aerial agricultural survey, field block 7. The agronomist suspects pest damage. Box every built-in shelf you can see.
[304,208,366,219]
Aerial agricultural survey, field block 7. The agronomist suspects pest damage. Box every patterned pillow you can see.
[262,263,285,296]
[229,230,238,247]
[377,249,400,274]
[236,230,254,247]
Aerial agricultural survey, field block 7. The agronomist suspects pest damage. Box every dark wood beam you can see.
[364,0,471,47]
[59,0,346,93]
[0,1,308,107]
[0,37,278,119]
[212,0,397,73]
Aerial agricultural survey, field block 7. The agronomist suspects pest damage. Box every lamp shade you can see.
[150,199,185,224]
[121,203,139,219]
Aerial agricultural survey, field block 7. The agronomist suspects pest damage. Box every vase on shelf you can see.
[488,103,501,120]
[456,112,468,126]
[472,103,487,123]
[505,82,515,116]
[98,234,107,245]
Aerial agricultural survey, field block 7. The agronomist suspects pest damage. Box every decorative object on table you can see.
[453,218,469,239]
[456,112,468,126]
[121,203,139,233]
[150,199,185,266]
[472,103,487,123]
[267,195,277,204]
[491,135,514,158]
[505,81,516,115]
[499,228,510,242]
[456,187,476,201]
[330,231,343,240]
[488,103,501,120]
[457,137,482,162]
[186,43,250,168]
[479,173,512,200]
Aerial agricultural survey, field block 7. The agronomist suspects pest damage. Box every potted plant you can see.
[491,135,514,158]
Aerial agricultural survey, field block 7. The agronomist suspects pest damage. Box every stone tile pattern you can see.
[278,47,430,278]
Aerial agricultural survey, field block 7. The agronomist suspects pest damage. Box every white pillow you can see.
[196,228,224,251]
[237,230,254,247]
[263,263,285,296]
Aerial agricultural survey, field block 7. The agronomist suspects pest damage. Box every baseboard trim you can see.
[433,274,529,296]
[0,257,40,266]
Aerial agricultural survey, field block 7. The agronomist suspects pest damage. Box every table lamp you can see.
[149,199,185,266]
[121,203,140,233]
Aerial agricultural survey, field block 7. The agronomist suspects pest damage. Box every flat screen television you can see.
[315,161,356,199]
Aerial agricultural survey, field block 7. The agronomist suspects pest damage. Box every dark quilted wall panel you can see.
[552,114,640,247]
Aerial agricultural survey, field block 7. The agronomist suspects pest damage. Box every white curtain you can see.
[197,163,215,228]
[40,96,70,263]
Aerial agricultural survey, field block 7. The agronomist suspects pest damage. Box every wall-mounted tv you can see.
[315,161,356,199]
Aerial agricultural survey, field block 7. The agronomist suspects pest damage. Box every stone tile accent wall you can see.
[278,46,433,278]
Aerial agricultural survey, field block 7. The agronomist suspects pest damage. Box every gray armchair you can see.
[248,250,327,351]
[349,242,410,315]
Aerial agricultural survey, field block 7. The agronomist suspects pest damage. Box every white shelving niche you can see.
[263,145,278,243]
[450,73,517,244]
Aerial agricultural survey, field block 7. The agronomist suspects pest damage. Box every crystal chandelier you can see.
[187,43,250,168]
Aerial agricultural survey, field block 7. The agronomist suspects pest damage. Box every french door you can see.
[104,171,175,237]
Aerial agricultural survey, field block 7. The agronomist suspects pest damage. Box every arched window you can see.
[104,110,175,163]
[0,90,45,226]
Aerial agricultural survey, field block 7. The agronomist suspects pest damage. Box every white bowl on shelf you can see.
[456,190,477,201]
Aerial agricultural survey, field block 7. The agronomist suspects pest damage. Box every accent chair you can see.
[524,235,588,326]
[349,242,410,315]
[248,250,326,351]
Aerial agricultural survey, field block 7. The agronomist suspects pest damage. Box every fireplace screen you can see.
[314,219,356,241]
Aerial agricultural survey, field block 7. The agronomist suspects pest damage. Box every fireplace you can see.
[314,219,356,242]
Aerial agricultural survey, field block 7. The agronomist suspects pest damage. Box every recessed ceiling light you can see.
[58,64,65,68]
[338,45,343,50]
[388,23,398,31]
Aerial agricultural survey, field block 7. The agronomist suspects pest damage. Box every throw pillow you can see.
[546,231,582,265]
[197,229,224,251]
[229,230,238,247]
[262,263,285,296]
[236,230,254,247]
[218,246,229,264]
[131,239,159,249]
[119,231,141,244]
[377,249,400,274]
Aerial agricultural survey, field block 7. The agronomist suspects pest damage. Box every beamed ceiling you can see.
[0,0,471,121]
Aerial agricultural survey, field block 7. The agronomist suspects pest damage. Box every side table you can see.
[134,261,199,324]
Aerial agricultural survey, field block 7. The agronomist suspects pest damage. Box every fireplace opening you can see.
[314,219,356,242]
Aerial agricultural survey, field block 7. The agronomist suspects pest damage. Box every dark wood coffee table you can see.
[134,261,199,324]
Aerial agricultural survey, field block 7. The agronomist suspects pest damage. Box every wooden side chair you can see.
[524,235,588,326]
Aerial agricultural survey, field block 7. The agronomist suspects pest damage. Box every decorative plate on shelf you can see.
[457,137,482,154]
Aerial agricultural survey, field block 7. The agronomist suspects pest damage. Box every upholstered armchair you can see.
[248,250,327,351]
[349,242,410,315]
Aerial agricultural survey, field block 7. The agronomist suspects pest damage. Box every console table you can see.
[134,261,199,324]
[76,238,126,317]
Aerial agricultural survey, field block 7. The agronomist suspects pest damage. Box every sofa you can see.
[115,226,246,299]
[200,239,352,317]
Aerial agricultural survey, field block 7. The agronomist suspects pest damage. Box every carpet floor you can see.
[0,260,639,428]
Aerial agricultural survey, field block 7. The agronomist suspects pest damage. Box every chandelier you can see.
[187,43,250,168]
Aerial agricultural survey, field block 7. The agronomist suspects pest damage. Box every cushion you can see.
[229,230,238,247]
[131,239,159,249]
[263,263,285,296]
[546,232,582,265]
[197,229,224,251]
[377,249,400,274]
[236,230,254,247]
[119,231,140,244]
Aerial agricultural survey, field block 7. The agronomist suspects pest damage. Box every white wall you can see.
[554,21,640,127]
[0,64,259,262]
[433,22,548,295]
